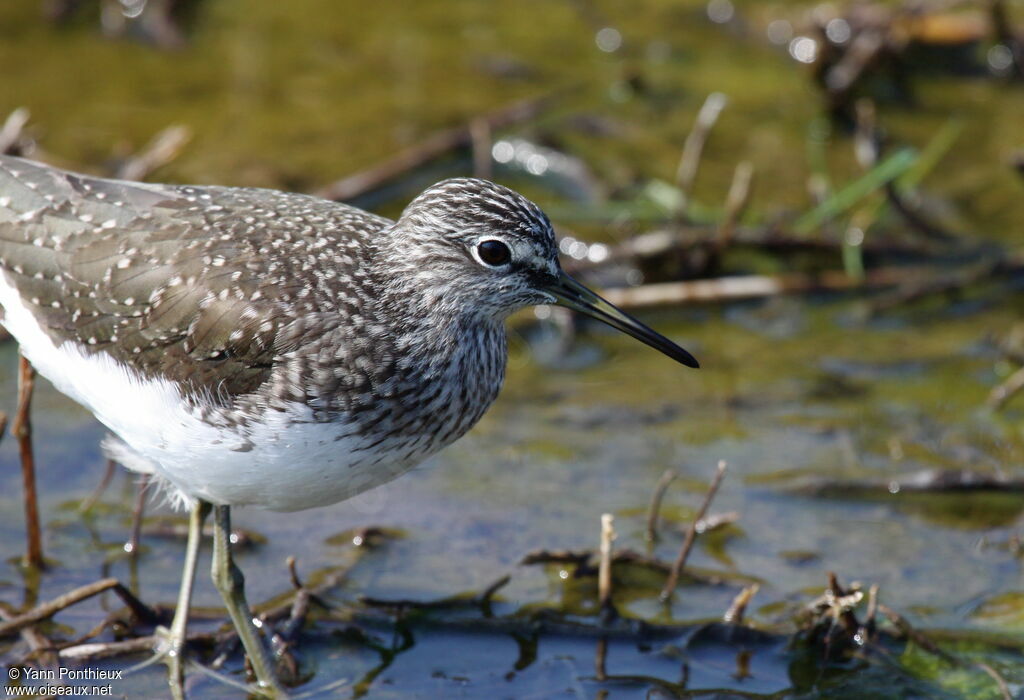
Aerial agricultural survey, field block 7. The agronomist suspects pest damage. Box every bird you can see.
[0,154,697,696]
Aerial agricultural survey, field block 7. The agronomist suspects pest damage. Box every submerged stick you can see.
[594,636,608,681]
[13,355,43,568]
[718,160,754,247]
[124,474,150,555]
[79,459,117,514]
[598,514,615,615]
[722,584,759,625]
[0,577,156,637]
[988,364,1024,410]
[645,469,677,542]
[599,264,947,309]
[675,92,728,211]
[660,460,728,602]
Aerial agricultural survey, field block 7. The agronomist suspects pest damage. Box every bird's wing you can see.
[0,155,391,405]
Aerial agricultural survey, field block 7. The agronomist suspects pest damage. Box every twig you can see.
[660,460,728,602]
[859,583,879,645]
[115,125,192,182]
[271,558,310,684]
[479,574,511,618]
[597,264,975,310]
[0,108,31,156]
[60,636,158,661]
[361,573,513,614]
[0,578,157,637]
[469,118,492,180]
[287,555,304,590]
[722,584,759,625]
[78,459,117,514]
[598,514,615,617]
[675,92,728,212]
[124,474,150,555]
[594,636,608,681]
[987,364,1024,410]
[521,547,750,586]
[694,511,739,534]
[316,93,562,201]
[827,572,861,634]
[976,660,1013,700]
[869,259,1002,313]
[823,29,887,106]
[644,469,677,542]
[853,98,960,243]
[13,355,43,569]
[718,160,754,248]
[877,603,957,664]
[0,605,58,670]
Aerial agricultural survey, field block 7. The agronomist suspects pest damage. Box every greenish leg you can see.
[210,504,288,698]
[164,500,211,698]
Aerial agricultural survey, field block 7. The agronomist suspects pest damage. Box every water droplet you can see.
[491,140,514,164]
[988,44,1014,73]
[595,27,622,53]
[706,0,734,24]
[789,36,818,64]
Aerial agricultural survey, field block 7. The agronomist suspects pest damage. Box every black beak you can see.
[541,272,699,368]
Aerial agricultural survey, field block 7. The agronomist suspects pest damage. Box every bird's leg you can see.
[162,499,210,696]
[210,504,287,697]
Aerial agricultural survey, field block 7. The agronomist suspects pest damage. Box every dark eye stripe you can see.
[477,239,511,266]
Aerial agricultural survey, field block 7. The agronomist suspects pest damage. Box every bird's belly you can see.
[0,270,426,511]
[154,413,427,512]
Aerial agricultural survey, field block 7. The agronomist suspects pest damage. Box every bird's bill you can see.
[543,272,699,368]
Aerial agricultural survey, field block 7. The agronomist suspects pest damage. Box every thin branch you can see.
[13,355,43,568]
[0,578,157,638]
[316,93,563,201]
[115,125,192,182]
[598,514,615,616]
[78,459,116,514]
[718,160,754,248]
[988,364,1024,410]
[660,460,728,602]
[722,584,759,625]
[645,469,677,542]
[675,92,728,211]
[0,107,31,155]
[598,264,976,310]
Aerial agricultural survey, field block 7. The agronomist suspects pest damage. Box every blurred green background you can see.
[1,1,1022,698]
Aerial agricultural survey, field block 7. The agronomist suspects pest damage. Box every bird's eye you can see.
[476,239,512,267]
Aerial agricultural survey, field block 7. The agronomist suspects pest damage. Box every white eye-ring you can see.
[474,239,512,267]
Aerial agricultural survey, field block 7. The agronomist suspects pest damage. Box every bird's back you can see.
[0,155,392,405]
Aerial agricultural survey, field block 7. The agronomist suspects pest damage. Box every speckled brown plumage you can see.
[0,154,694,511]
[0,156,395,408]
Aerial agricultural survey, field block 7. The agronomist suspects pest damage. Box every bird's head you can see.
[388,178,698,368]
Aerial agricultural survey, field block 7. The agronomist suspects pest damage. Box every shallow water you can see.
[1,1,1022,698]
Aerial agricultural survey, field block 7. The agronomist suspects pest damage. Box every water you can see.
[0,1,1022,697]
